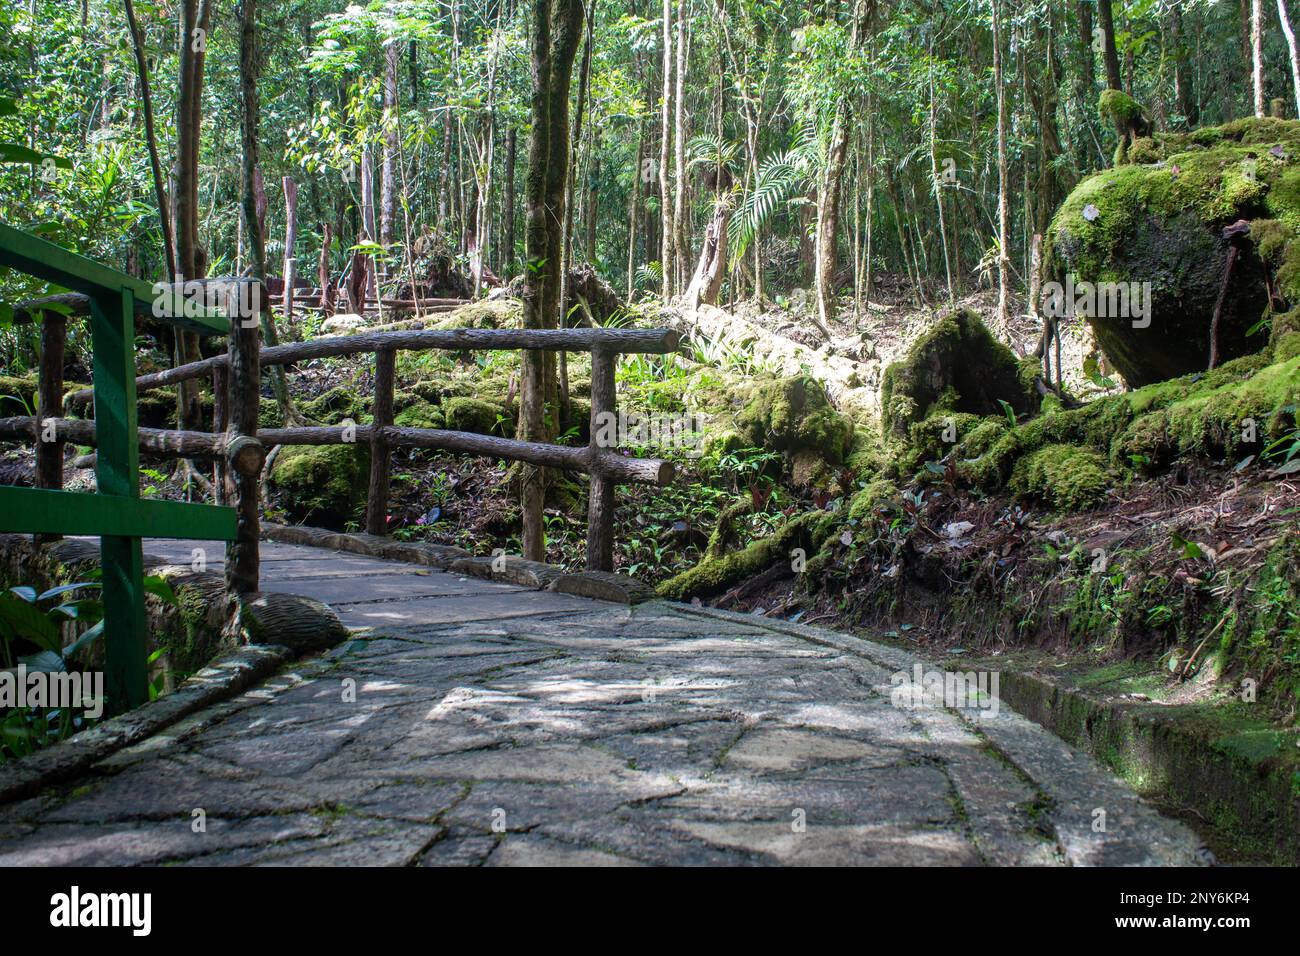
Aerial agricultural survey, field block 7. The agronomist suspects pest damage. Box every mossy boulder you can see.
[1046,117,1300,386]
[301,386,370,425]
[394,400,444,429]
[880,309,1037,441]
[735,375,853,468]
[269,443,370,526]
[442,396,507,435]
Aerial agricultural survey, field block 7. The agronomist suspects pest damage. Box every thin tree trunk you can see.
[927,42,953,304]
[521,0,585,562]
[1097,0,1123,91]
[627,117,644,300]
[237,0,296,424]
[503,126,517,277]
[380,37,399,253]
[124,0,175,282]
[282,176,298,324]
[1171,5,1197,125]
[672,0,688,290]
[1254,0,1267,117]
[992,0,1011,329]
[659,0,674,298]
[1281,0,1300,113]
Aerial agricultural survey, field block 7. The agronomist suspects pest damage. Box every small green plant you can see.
[1,574,179,761]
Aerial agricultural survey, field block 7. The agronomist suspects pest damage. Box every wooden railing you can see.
[3,245,679,637]
[0,224,242,712]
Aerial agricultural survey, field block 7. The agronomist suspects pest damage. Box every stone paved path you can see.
[0,541,1205,866]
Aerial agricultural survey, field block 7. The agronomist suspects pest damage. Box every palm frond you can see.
[727,149,809,265]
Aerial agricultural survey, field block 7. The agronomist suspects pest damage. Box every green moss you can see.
[1099,88,1145,124]
[847,478,898,523]
[1114,355,1299,465]
[735,375,852,465]
[301,386,370,425]
[1276,331,1300,362]
[950,352,1296,494]
[894,411,981,476]
[433,298,521,330]
[1047,117,1300,385]
[0,373,37,416]
[394,400,444,429]
[258,397,281,429]
[880,309,1035,440]
[656,510,828,601]
[269,443,370,526]
[442,396,506,435]
[1010,444,1110,511]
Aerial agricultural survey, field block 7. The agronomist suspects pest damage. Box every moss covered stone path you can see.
[0,541,1206,865]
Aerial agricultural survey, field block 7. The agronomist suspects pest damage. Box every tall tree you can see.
[1254,0,1267,117]
[520,0,585,561]
[1097,0,1123,92]
[174,0,213,438]
[991,0,1011,329]
[659,0,674,298]
[814,0,870,336]
[1280,0,1300,114]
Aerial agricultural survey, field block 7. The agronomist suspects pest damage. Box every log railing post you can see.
[366,347,395,535]
[34,309,66,544]
[226,280,264,595]
[586,346,617,571]
[212,364,228,505]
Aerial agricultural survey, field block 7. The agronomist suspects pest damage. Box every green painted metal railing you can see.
[0,223,236,711]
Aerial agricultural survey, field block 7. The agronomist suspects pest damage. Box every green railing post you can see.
[0,224,237,716]
[89,287,149,712]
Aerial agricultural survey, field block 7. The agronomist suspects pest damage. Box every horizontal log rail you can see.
[1,417,672,487]
[66,326,680,407]
[6,277,680,585]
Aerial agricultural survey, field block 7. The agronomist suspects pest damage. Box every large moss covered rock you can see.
[735,375,853,466]
[442,396,507,435]
[1047,117,1300,386]
[269,443,370,526]
[880,309,1037,440]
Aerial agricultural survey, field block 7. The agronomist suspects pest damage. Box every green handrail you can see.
[0,224,237,711]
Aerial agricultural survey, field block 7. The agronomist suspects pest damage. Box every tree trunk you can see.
[992,0,1011,329]
[1254,0,1267,117]
[672,0,688,290]
[627,117,644,300]
[1281,0,1300,114]
[683,198,729,311]
[380,37,399,252]
[282,176,298,324]
[1171,5,1198,126]
[926,41,953,304]
[503,126,517,277]
[124,0,175,282]
[174,0,212,439]
[1097,0,1123,92]
[659,0,674,298]
[237,0,298,424]
[520,0,585,562]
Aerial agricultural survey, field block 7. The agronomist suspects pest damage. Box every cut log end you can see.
[226,434,266,476]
